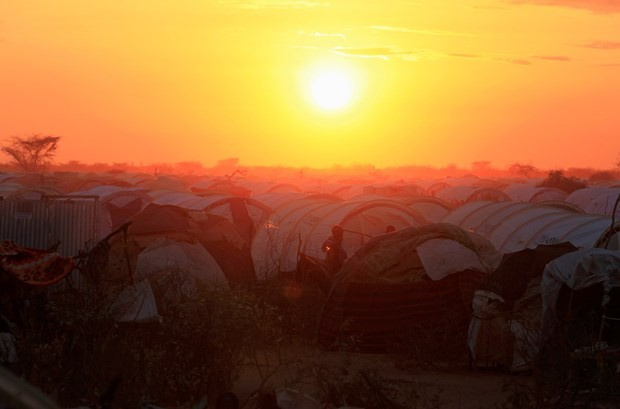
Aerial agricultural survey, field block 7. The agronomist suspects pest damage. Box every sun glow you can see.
[309,70,354,110]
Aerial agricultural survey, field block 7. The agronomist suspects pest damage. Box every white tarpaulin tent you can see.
[443,201,614,252]
[541,248,620,342]
[251,195,427,278]
[135,238,227,286]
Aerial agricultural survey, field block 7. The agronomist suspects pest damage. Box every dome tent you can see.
[318,223,501,353]
[252,197,427,279]
[467,242,578,371]
[443,201,614,252]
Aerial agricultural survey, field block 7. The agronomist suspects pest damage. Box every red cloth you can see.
[0,241,74,286]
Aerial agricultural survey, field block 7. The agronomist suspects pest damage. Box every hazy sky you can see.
[1,0,619,169]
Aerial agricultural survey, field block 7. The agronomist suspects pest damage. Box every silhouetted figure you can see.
[216,392,239,409]
[322,225,347,275]
[385,225,396,233]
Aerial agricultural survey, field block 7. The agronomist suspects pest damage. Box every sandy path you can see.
[232,345,529,408]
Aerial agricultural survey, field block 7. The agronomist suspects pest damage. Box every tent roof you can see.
[332,223,500,285]
[503,185,567,203]
[136,238,227,286]
[443,201,611,252]
[566,187,620,217]
[252,197,428,277]
[436,186,510,206]
[541,248,620,340]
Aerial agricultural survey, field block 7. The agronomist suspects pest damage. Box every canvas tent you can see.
[98,204,255,292]
[503,186,567,203]
[541,248,620,344]
[135,238,227,287]
[151,192,271,242]
[398,196,452,223]
[70,185,152,239]
[251,196,427,279]
[436,186,510,206]
[318,223,501,353]
[443,201,615,252]
[537,248,620,386]
[566,187,620,218]
[467,242,578,371]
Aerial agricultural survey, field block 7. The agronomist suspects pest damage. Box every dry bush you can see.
[388,319,471,370]
[14,270,291,408]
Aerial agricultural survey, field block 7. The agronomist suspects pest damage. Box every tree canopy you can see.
[1,134,61,172]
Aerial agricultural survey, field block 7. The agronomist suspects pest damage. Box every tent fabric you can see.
[129,203,194,236]
[541,248,620,342]
[135,238,227,286]
[442,201,612,252]
[478,242,579,304]
[333,223,500,284]
[106,197,144,230]
[318,223,500,352]
[69,186,152,239]
[566,187,620,217]
[503,186,567,203]
[418,239,490,281]
[398,196,452,223]
[109,279,160,323]
[467,242,578,370]
[435,186,510,206]
[152,193,271,242]
[123,204,256,287]
[252,198,428,278]
[318,271,484,353]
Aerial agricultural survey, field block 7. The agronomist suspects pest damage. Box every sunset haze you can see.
[1,0,619,169]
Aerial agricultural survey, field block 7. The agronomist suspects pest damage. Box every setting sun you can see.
[310,70,354,111]
[1,0,619,168]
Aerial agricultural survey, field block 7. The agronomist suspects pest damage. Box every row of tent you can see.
[63,189,617,285]
[0,173,619,373]
[0,182,618,287]
[316,223,620,373]
[1,171,619,216]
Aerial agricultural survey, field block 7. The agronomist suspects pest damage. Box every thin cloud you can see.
[370,25,469,37]
[579,40,620,49]
[332,47,411,60]
[298,31,346,39]
[500,58,532,65]
[332,46,445,61]
[448,53,482,58]
[513,0,620,14]
[532,55,572,61]
[221,0,328,9]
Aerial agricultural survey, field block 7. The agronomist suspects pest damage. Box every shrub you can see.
[538,170,587,194]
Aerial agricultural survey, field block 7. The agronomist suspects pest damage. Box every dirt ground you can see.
[232,345,529,408]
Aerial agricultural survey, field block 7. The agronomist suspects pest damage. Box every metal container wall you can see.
[0,196,98,256]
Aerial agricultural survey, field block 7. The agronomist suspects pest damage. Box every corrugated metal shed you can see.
[0,196,98,257]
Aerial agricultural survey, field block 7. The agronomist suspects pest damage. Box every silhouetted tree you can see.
[589,171,617,183]
[509,162,539,179]
[538,170,587,193]
[1,134,61,172]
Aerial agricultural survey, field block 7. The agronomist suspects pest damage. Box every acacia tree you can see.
[509,162,539,179]
[1,134,61,172]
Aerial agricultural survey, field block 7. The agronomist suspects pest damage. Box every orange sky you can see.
[1,1,619,169]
